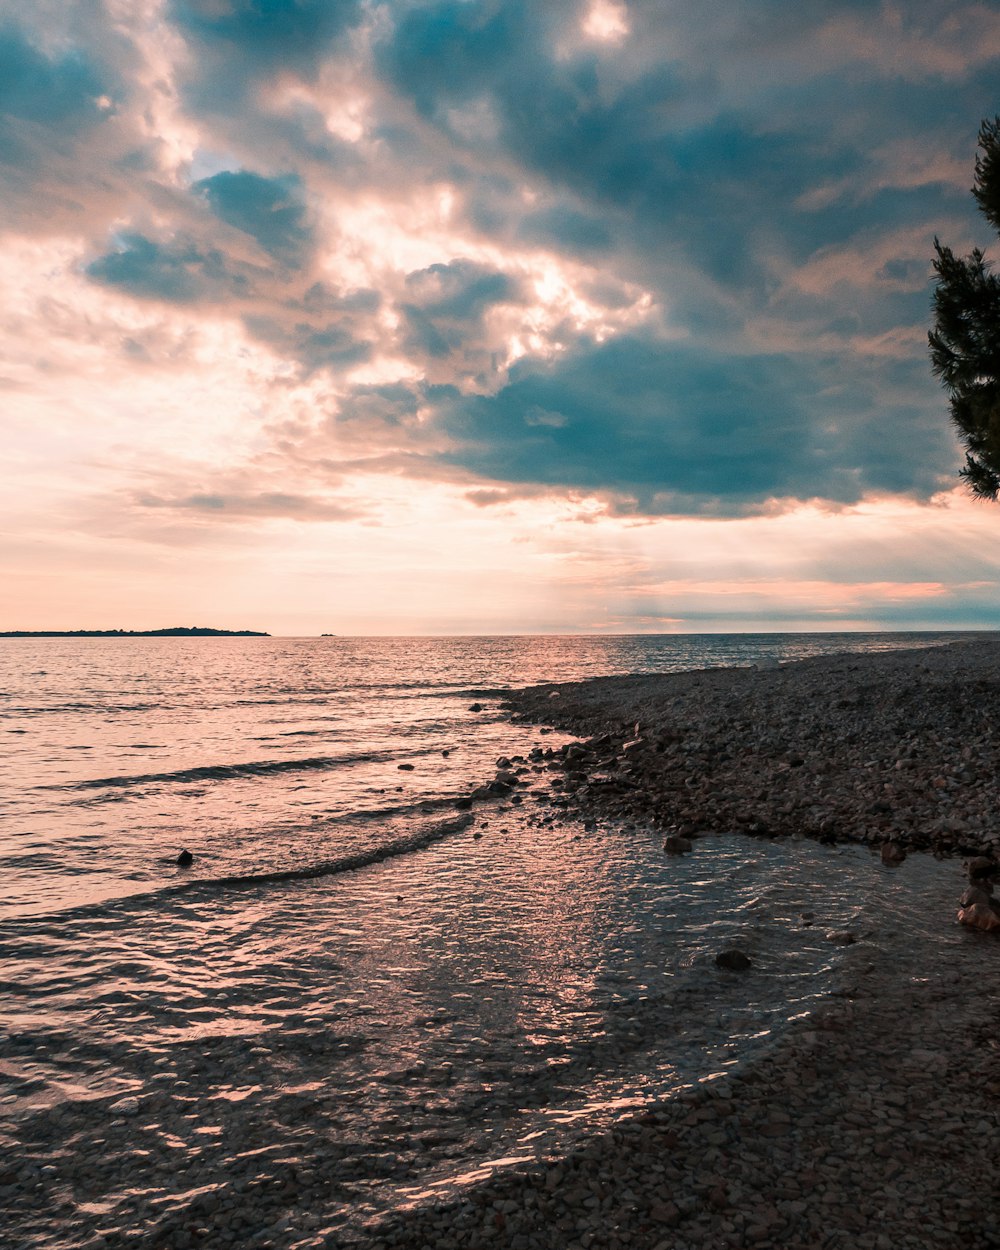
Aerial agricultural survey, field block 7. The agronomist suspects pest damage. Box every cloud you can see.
[517,205,612,254]
[400,258,522,369]
[194,169,312,265]
[169,0,363,76]
[0,23,107,145]
[137,488,367,522]
[86,231,255,303]
[431,332,956,513]
[5,0,1000,605]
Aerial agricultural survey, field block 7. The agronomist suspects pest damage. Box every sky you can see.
[2,0,1000,635]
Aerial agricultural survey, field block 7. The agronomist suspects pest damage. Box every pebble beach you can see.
[2,638,999,1249]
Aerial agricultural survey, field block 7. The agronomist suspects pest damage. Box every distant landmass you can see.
[0,627,270,637]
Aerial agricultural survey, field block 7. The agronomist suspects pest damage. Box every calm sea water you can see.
[0,631,979,918]
[0,633,982,1246]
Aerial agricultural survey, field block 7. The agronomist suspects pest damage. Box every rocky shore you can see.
[367,945,999,1250]
[363,640,1000,1250]
[505,637,1000,861]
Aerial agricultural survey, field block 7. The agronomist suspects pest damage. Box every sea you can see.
[0,633,985,1246]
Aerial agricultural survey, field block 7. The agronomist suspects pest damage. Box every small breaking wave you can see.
[45,749,402,791]
[0,813,475,927]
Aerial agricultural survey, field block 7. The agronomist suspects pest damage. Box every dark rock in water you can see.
[176,850,194,867]
[398,763,415,771]
[468,703,483,712]
[663,834,692,854]
[441,749,450,757]
[715,949,751,971]
[825,930,856,945]
[957,900,1000,932]
[960,884,994,908]
[454,797,473,810]
[496,756,512,768]
[967,856,998,881]
[881,841,906,866]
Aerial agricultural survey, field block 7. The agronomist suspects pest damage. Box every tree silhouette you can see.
[929,118,1000,499]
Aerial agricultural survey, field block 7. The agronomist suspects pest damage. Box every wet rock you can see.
[176,850,194,867]
[398,763,415,771]
[960,884,993,907]
[880,841,906,866]
[825,930,857,945]
[468,703,483,712]
[957,900,1000,932]
[663,835,692,854]
[715,949,752,971]
[967,856,998,881]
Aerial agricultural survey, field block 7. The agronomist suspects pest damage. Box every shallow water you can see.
[1,632,985,917]
[0,809,969,1248]
[0,632,987,1247]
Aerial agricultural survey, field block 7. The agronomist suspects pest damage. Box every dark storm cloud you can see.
[432,334,955,513]
[0,24,106,151]
[400,260,520,360]
[170,0,363,76]
[194,170,312,265]
[517,206,612,254]
[86,233,255,303]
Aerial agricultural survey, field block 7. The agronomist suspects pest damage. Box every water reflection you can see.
[0,808,968,1246]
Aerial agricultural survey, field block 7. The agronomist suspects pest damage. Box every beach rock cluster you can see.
[506,640,1000,863]
[957,855,1000,931]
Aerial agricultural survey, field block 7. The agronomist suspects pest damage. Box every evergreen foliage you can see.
[929,118,1000,499]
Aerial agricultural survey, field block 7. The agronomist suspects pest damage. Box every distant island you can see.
[0,627,270,637]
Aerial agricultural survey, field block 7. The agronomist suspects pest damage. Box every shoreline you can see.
[368,921,999,1250]
[505,637,1000,860]
[365,640,1000,1249]
[4,640,998,1250]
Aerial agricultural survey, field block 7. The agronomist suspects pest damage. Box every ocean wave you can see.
[0,814,474,925]
[45,749,403,791]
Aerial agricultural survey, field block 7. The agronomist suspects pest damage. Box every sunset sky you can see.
[3,0,1000,635]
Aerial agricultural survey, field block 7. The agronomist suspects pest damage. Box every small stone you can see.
[397,763,415,771]
[175,850,193,867]
[825,930,856,945]
[880,841,906,866]
[468,703,484,712]
[649,1201,681,1226]
[715,949,752,971]
[663,835,692,854]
